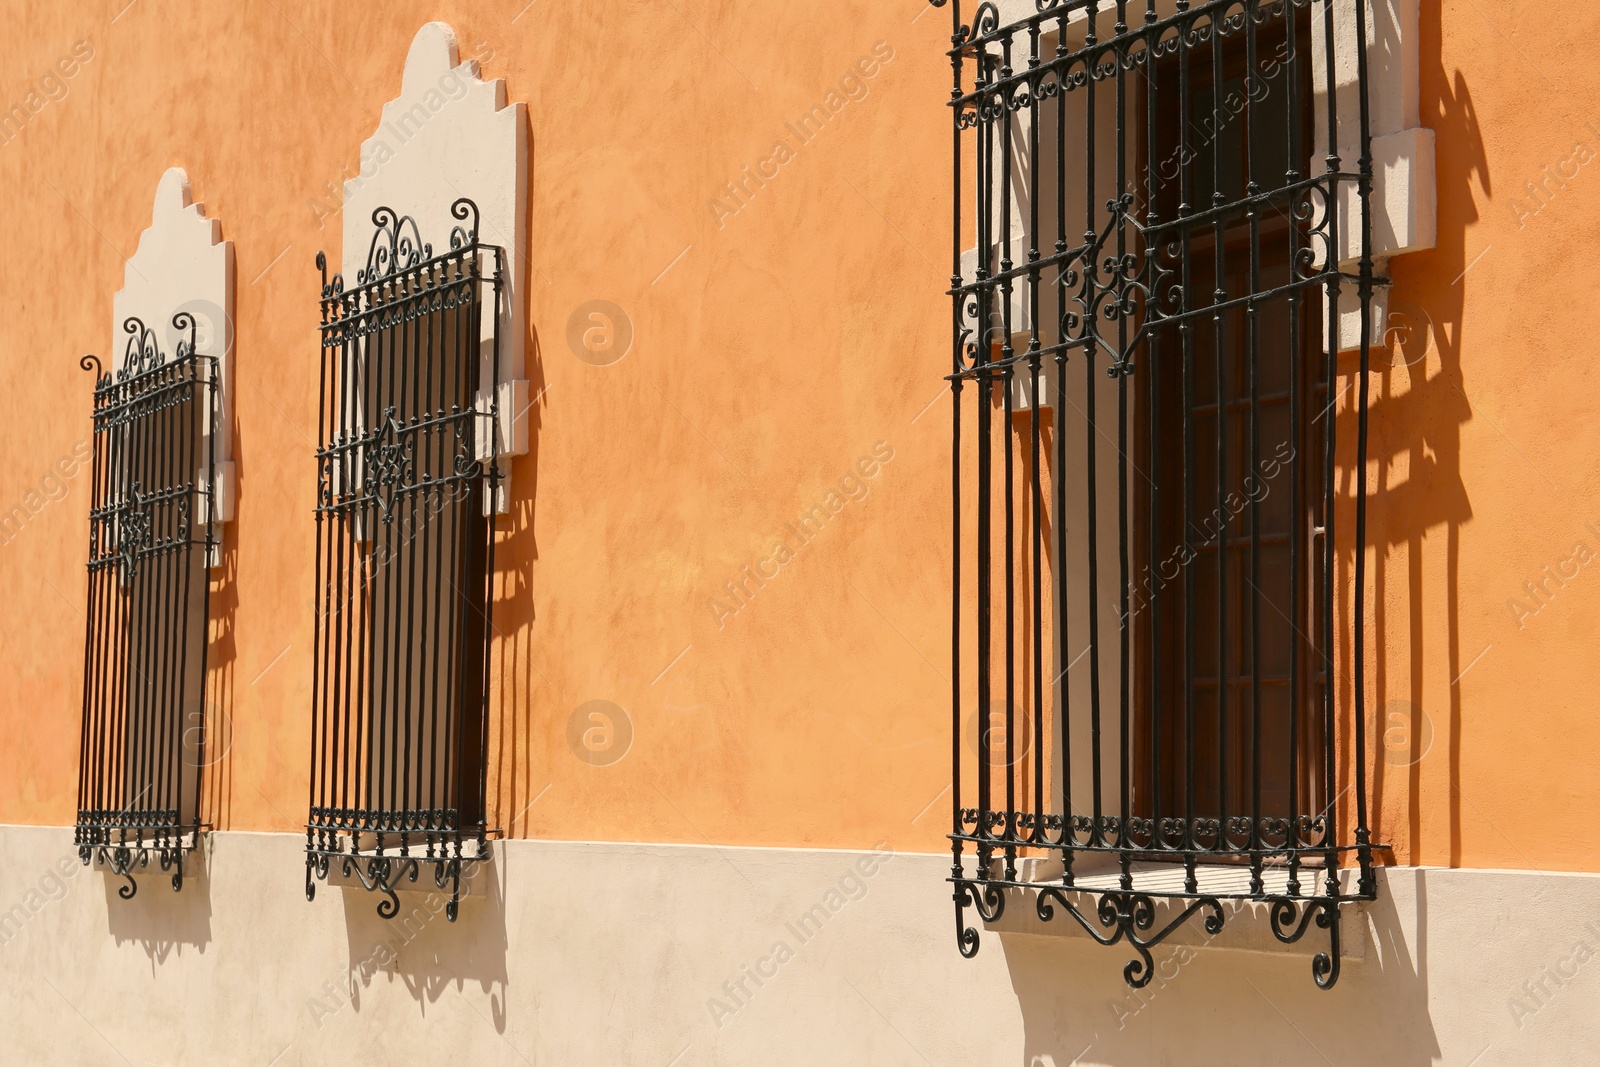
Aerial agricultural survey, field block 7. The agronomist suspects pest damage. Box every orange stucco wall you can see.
[0,0,1596,872]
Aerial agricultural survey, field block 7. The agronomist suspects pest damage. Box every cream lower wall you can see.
[0,825,1595,1066]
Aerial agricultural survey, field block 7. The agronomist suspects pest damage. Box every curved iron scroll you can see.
[1269,896,1342,989]
[79,841,188,898]
[953,876,1354,989]
[305,842,483,923]
[955,880,1228,988]
[355,198,482,287]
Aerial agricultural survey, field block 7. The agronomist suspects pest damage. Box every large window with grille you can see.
[938,0,1382,988]
[76,315,218,898]
[305,199,502,921]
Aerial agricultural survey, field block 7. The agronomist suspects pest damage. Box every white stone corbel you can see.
[1316,0,1436,352]
[112,167,235,565]
[340,22,530,513]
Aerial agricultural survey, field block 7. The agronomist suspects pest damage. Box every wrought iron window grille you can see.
[306,198,503,922]
[76,313,220,898]
[934,0,1386,988]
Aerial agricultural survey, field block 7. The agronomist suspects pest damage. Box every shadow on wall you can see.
[102,845,214,967]
[98,454,240,967]
[1003,870,1439,1064]
[336,854,509,1025]
[488,108,547,847]
[204,524,239,839]
[1358,0,1481,872]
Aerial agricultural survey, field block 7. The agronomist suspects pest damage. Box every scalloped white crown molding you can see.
[111,166,236,531]
[339,22,531,508]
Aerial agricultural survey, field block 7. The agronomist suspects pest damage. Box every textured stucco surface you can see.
[2,828,1599,1065]
[0,0,1598,873]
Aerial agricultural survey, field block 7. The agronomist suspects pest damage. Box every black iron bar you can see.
[950,0,965,895]
[1286,0,1303,891]
[1245,0,1265,893]
[1114,0,1131,865]
[1028,19,1045,852]
[1320,0,1342,890]
[1052,6,1073,879]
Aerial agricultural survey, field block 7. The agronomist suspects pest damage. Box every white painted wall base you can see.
[0,825,1595,1065]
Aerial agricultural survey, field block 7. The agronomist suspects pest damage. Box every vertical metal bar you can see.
[950,3,966,892]
[1027,20,1045,850]
[98,387,124,835]
[381,295,400,833]
[442,278,469,836]
[1084,0,1104,851]
[1113,0,1131,860]
[1210,9,1229,853]
[1351,0,1376,889]
[81,384,106,840]
[1245,0,1264,892]
[1143,0,1162,846]
[947,2,965,882]
[196,357,216,837]
[421,260,441,832]
[168,361,195,840]
[1285,0,1303,891]
[336,297,356,835]
[975,46,994,872]
[400,266,419,850]
[328,293,348,837]
[1052,8,1073,881]
[1177,0,1198,889]
[162,365,185,836]
[999,29,1019,882]
[478,246,502,841]
[355,296,373,835]
[134,359,158,833]
[1320,0,1341,886]
[311,275,331,849]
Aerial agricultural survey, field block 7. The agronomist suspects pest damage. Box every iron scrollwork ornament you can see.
[305,835,483,923]
[78,839,188,899]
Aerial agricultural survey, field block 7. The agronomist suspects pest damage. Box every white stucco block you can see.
[1336,126,1437,267]
[1315,0,1422,142]
[1323,272,1393,355]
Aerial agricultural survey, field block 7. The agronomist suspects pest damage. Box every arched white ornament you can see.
[112,166,236,551]
[341,22,530,511]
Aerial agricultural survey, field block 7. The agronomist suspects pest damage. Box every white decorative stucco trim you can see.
[1317,0,1436,350]
[341,22,530,512]
[112,167,235,543]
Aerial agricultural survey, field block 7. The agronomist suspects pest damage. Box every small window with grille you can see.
[937,0,1385,988]
[305,199,503,921]
[76,314,219,898]
[75,169,231,900]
